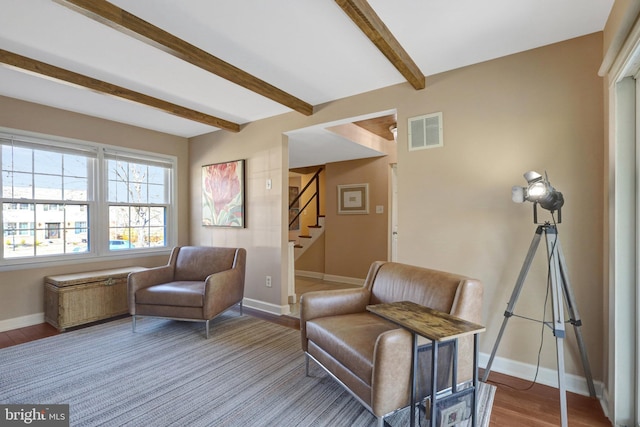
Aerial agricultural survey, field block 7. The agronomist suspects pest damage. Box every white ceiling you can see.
[0,0,613,165]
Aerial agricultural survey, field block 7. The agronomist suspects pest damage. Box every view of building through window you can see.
[106,157,168,251]
[1,134,173,261]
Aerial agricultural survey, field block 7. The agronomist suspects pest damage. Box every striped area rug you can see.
[0,314,494,426]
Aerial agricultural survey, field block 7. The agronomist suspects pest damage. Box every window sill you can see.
[0,248,172,272]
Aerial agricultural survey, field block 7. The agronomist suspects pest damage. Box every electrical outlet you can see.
[265,276,272,287]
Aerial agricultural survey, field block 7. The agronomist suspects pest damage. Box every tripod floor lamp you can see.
[482,171,595,427]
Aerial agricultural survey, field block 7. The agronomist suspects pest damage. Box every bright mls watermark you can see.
[0,405,69,426]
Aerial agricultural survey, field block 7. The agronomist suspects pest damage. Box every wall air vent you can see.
[408,112,443,151]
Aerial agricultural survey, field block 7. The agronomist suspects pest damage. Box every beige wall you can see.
[0,96,190,324]
[395,33,604,380]
[295,233,325,273]
[190,33,604,381]
[324,156,393,278]
[190,122,290,312]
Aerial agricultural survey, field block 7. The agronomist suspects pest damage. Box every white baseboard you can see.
[242,298,290,316]
[0,312,45,332]
[599,386,611,422]
[295,270,324,279]
[323,274,365,286]
[295,270,365,286]
[479,352,604,398]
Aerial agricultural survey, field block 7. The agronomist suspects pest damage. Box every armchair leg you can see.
[239,301,243,316]
[205,319,210,339]
[132,315,137,332]
[305,353,310,376]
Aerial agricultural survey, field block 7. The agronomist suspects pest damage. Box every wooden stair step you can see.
[294,244,303,248]
[299,235,312,239]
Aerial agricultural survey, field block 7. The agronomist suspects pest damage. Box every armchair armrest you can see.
[300,287,370,351]
[300,287,370,322]
[203,268,244,318]
[371,328,413,415]
[127,265,174,313]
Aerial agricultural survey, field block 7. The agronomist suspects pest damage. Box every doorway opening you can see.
[285,109,398,315]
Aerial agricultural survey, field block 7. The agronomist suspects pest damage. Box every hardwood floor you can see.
[0,308,611,426]
[483,370,609,426]
[0,322,58,349]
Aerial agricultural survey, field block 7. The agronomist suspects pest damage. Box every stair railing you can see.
[289,167,322,229]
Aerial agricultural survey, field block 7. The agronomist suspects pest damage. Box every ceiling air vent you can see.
[408,112,443,151]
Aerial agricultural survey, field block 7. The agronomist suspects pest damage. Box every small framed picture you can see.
[337,183,369,215]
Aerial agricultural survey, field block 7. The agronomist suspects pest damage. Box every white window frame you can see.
[0,127,177,269]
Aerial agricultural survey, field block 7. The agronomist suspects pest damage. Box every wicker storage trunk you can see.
[45,267,145,331]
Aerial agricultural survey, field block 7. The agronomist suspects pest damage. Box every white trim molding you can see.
[295,270,365,287]
[479,352,604,399]
[0,312,45,333]
[242,297,290,316]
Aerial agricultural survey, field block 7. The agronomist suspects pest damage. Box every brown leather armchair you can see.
[300,261,483,426]
[128,246,246,338]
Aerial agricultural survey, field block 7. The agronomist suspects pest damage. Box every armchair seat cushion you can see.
[306,313,399,386]
[136,281,205,307]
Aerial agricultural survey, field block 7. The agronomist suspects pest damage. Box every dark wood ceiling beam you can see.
[0,49,240,132]
[54,0,314,116]
[336,0,425,90]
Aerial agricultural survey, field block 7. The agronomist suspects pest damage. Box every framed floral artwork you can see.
[202,159,245,227]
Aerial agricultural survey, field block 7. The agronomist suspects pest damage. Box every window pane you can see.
[34,150,62,175]
[149,226,166,247]
[148,183,166,204]
[130,207,148,248]
[133,184,148,204]
[64,176,88,201]
[63,154,88,178]
[2,172,12,198]
[108,205,166,250]
[108,159,128,181]
[109,205,129,228]
[108,180,128,203]
[64,205,88,252]
[6,146,32,173]
[148,165,164,184]
[131,206,149,227]
[34,174,62,199]
[129,164,146,183]
[149,207,165,226]
[109,205,133,250]
[11,172,32,199]
[3,202,35,258]
[1,145,12,171]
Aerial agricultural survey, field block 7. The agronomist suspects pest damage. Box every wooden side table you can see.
[367,301,485,427]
